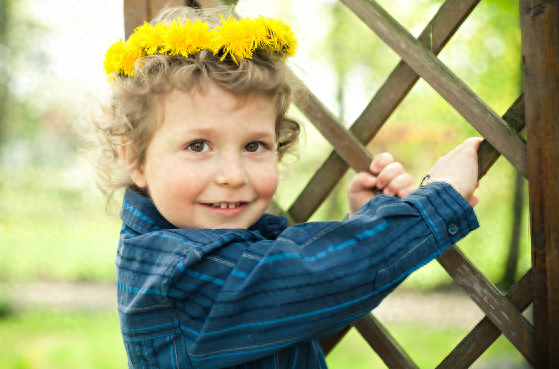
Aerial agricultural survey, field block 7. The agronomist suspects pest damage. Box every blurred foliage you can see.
[0,0,53,147]
[0,166,120,282]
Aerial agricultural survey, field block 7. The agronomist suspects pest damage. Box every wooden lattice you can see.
[123,0,559,367]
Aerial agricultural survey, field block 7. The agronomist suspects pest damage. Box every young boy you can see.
[94,6,480,368]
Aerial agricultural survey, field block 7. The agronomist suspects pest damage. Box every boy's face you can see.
[129,83,278,229]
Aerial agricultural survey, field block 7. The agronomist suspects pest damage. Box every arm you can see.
[166,186,476,367]
[116,139,482,368]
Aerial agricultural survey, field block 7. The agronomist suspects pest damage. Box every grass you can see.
[0,308,527,369]
[0,309,126,369]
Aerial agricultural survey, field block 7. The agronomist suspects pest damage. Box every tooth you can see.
[228,204,235,209]
[213,203,219,207]
[220,203,227,209]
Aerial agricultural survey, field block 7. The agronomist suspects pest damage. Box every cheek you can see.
[255,166,278,198]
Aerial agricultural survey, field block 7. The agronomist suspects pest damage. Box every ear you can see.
[120,137,148,188]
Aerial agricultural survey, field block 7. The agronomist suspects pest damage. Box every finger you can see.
[370,152,394,174]
[397,185,417,198]
[382,172,414,196]
[464,136,484,150]
[376,162,404,189]
[457,137,483,157]
[348,172,377,194]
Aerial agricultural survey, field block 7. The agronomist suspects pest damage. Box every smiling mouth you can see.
[208,202,243,209]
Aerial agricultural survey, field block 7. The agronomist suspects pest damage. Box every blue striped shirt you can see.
[116,182,478,368]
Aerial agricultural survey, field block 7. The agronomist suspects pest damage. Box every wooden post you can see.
[124,0,191,38]
[519,1,559,368]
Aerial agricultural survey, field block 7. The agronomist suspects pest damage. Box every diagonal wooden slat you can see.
[437,247,534,365]
[342,0,528,178]
[289,0,481,223]
[353,314,419,369]
[437,269,533,369]
[477,94,525,179]
[316,92,525,358]
[292,83,375,174]
[318,93,526,360]
[319,326,352,356]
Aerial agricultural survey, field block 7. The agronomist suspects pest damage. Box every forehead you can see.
[156,84,277,133]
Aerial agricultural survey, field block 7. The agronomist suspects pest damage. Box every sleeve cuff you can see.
[403,182,479,252]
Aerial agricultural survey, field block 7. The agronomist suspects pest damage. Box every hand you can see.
[347,152,416,217]
[428,137,483,207]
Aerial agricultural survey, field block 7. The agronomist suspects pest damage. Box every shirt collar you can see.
[121,188,288,238]
[121,189,176,234]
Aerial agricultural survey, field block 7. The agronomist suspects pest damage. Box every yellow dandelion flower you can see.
[104,14,297,78]
[120,39,144,76]
[185,20,214,53]
[258,16,297,56]
[104,39,126,76]
[128,22,163,55]
[214,16,255,63]
[245,17,269,50]
[160,19,192,57]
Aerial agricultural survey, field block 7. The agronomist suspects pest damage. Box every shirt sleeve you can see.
[117,182,478,368]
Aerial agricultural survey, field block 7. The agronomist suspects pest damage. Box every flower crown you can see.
[104,14,298,78]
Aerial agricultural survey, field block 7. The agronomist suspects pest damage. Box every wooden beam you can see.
[437,247,534,365]
[353,314,419,369]
[319,325,352,356]
[437,269,533,369]
[289,0,481,223]
[293,80,376,175]
[519,1,559,368]
[124,0,149,38]
[342,0,528,178]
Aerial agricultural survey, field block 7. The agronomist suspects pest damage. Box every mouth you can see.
[206,202,244,209]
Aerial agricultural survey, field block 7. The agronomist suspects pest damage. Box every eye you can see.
[187,141,210,153]
[245,142,265,153]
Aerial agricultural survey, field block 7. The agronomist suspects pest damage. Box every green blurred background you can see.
[0,0,530,367]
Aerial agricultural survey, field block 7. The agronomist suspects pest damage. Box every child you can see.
[93,6,480,369]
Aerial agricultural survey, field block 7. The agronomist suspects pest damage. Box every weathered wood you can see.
[437,247,534,365]
[194,0,237,7]
[437,269,533,369]
[124,0,150,38]
[478,94,525,179]
[342,0,528,178]
[353,314,419,369]
[149,0,189,18]
[519,1,559,368]
[295,85,375,174]
[319,325,352,356]
[289,0,481,223]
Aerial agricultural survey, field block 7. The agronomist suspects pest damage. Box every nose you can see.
[215,152,248,188]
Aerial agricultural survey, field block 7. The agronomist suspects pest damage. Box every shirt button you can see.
[448,222,459,235]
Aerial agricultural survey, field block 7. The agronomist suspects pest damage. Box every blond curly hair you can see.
[88,6,301,203]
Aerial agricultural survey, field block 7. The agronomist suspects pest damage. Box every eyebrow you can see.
[184,127,276,140]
